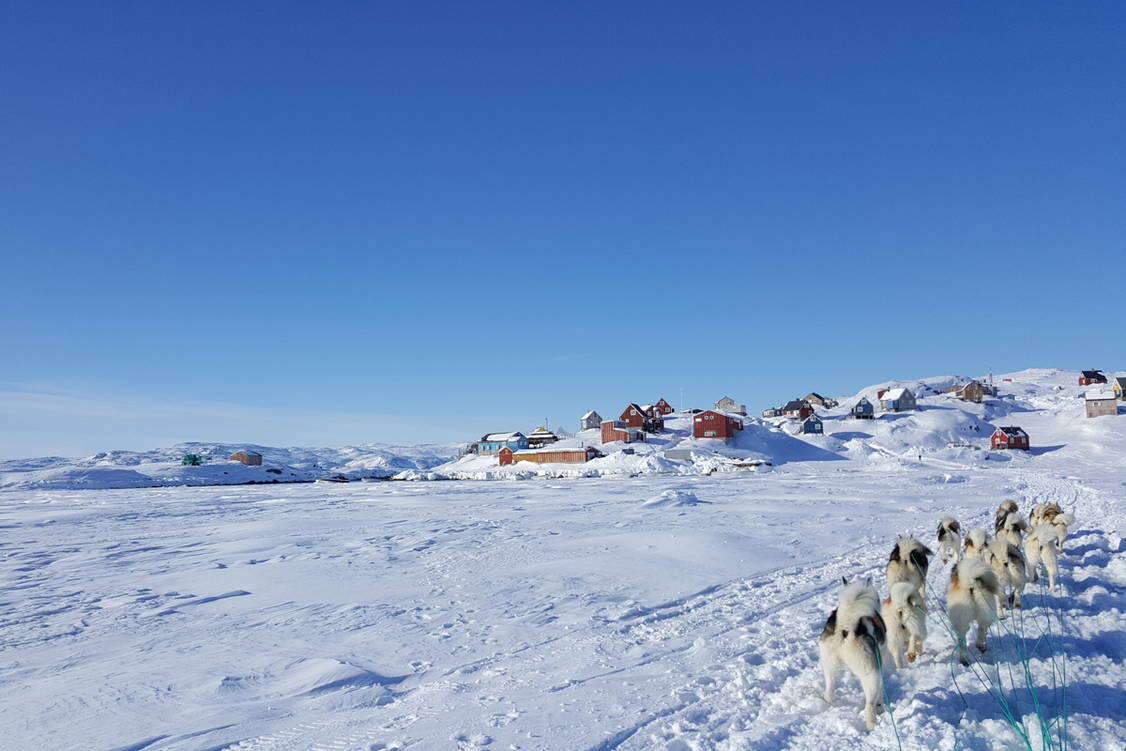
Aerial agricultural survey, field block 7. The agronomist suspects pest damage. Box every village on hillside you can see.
[452,369,1125,471]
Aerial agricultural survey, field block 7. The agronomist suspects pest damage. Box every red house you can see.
[1079,370,1107,386]
[991,426,1029,451]
[654,398,675,416]
[782,399,814,420]
[498,446,515,465]
[602,420,644,444]
[693,410,744,439]
[619,403,663,432]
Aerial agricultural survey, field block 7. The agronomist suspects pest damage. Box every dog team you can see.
[818,499,1074,730]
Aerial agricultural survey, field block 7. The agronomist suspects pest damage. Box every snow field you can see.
[1,462,1122,750]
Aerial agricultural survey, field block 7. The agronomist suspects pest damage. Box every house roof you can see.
[482,432,525,442]
[623,402,645,414]
[1113,377,1126,389]
[995,426,1028,437]
[881,387,911,401]
[581,410,600,419]
[1084,390,1116,401]
[805,392,826,400]
[235,450,262,457]
[783,399,809,411]
[1081,370,1105,379]
[529,427,556,435]
[803,415,822,424]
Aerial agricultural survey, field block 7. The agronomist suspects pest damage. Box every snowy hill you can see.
[0,441,460,491]
[403,367,1125,479]
[3,368,1122,490]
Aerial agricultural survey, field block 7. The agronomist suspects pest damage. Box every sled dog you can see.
[1024,524,1061,592]
[947,557,1000,665]
[997,510,1031,549]
[936,517,962,564]
[994,499,1019,534]
[881,581,927,669]
[984,537,1028,616]
[819,577,888,731]
[886,536,934,601]
[963,528,989,560]
[1031,502,1062,526]
[1050,513,1074,552]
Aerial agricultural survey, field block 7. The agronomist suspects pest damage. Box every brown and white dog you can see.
[886,536,934,602]
[936,517,962,564]
[984,537,1028,616]
[1030,502,1062,527]
[994,499,1019,534]
[881,581,927,669]
[963,528,990,560]
[1024,524,1061,592]
[947,556,1000,665]
[819,577,888,731]
[1049,513,1075,552]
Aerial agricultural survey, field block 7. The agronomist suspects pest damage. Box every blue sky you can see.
[2,2,1124,458]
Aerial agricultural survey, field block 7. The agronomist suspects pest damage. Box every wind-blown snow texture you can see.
[0,369,1123,750]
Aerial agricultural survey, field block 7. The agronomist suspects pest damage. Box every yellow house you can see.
[1113,377,1126,401]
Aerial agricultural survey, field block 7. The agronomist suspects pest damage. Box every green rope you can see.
[874,644,904,751]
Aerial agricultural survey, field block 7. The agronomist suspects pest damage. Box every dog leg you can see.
[821,658,837,705]
[859,668,882,731]
[975,621,989,654]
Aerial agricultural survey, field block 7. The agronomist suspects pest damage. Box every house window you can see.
[704,430,717,437]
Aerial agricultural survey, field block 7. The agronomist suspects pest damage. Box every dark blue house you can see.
[800,415,824,435]
[851,397,875,419]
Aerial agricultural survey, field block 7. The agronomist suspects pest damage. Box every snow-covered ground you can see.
[0,442,459,491]
[1,369,1123,749]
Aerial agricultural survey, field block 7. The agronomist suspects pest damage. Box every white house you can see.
[714,396,747,415]
[879,387,917,412]
[580,410,602,431]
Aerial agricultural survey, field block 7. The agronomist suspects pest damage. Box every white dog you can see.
[997,509,1031,549]
[947,556,1000,665]
[984,538,1028,616]
[963,528,989,560]
[882,581,927,669]
[936,517,962,564]
[819,577,888,731]
[1050,513,1075,552]
[886,536,934,602]
[1025,524,1061,592]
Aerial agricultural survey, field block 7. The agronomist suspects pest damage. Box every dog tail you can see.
[855,613,887,655]
[1054,513,1074,527]
[955,556,999,598]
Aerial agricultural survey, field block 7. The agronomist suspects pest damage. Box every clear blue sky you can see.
[2,2,1124,458]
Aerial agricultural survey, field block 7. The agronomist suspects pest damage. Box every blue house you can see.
[851,397,875,419]
[800,415,824,435]
[476,432,529,454]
